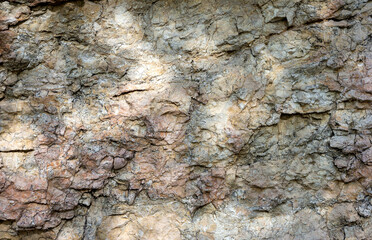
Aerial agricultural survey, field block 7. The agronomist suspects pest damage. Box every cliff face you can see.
[0,0,371,239]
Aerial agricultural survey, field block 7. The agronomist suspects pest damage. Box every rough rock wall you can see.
[0,0,371,239]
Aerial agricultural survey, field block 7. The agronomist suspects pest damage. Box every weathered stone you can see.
[0,0,371,238]
[356,196,372,218]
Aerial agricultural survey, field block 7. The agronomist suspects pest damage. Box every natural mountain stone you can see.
[0,0,371,239]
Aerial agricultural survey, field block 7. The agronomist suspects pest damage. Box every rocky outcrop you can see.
[0,0,371,239]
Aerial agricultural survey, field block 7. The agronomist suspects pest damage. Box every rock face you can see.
[0,0,371,239]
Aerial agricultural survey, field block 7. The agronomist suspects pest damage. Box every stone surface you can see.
[0,0,371,239]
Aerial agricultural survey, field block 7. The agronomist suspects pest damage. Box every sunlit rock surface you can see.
[0,0,371,239]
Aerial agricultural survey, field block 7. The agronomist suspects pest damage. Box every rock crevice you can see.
[0,0,371,239]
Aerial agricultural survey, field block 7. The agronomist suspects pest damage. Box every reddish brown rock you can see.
[0,30,15,62]
[0,0,371,238]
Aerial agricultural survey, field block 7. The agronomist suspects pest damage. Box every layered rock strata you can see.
[0,0,371,239]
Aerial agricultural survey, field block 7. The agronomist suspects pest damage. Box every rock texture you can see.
[0,0,371,239]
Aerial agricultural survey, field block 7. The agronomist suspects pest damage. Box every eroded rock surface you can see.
[0,0,371,239]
